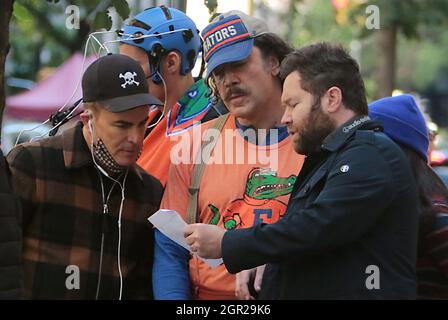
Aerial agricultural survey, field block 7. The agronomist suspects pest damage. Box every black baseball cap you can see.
[82,54,162,112]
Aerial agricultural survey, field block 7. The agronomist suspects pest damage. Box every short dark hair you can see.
[207,33,293,101]
[279,42,368,115]
[254,33,293,74]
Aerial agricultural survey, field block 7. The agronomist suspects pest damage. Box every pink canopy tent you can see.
[5,53,97,121]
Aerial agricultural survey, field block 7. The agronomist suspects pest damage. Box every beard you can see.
[294,104,337,155]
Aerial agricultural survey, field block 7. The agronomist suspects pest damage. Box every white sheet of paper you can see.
[148,209,223,268]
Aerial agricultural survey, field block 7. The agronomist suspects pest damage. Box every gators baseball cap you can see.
[82,54,162,112]
[201,10,269,80]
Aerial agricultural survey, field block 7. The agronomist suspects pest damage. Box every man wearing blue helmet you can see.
[119,5,226,186]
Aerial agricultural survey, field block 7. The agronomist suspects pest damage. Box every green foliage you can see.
[12,3,35,39]
[286,0,359,47]
[397,26,448,91]
[92,10,112,31]
[111,0,130,21]
[7,0,131,85]
[349,0,448,39]
[284,0,448,100]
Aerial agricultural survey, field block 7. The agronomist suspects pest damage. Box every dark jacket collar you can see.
[62,121,92,169]
[322,115,382,152]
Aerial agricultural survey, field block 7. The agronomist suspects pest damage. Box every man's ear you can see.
[164,51,182,75]
[80,109,92,126]
[324,86,343,113]
[268,56,280,77]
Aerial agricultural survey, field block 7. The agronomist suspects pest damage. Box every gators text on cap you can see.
[201,10,269,80]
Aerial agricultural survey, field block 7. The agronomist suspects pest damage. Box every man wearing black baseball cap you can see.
[81,53,162,173]
[7,54,163,299]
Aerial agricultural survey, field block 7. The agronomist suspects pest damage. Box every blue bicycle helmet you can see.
[119,5,202,84]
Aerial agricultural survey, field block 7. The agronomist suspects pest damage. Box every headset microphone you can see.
[49,98,83,136]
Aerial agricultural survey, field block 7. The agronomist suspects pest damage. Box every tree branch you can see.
[0,0,14,139]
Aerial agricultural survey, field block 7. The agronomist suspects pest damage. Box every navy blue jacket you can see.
[222,116,419,299]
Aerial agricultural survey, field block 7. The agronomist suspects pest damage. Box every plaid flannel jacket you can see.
[7,122,163,299]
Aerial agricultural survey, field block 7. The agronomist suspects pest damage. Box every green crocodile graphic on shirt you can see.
[245,168,296,199]
[208,168,297,230]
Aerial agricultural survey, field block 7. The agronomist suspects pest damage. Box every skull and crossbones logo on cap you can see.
[119,71,140,88]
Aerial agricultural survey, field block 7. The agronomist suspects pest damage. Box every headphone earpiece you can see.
[88,118,94,135]
[148,43,165,85]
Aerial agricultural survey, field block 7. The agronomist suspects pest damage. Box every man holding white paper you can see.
[149,209,222,268]
[184,43,419,300]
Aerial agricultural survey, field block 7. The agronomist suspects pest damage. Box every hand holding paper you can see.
[148,209,223,268]
[184,223,226,259]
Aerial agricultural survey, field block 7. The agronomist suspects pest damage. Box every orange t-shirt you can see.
[137,80,213,186]
[161,114,304,299]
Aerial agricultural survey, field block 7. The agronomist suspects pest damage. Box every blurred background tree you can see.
[347,0,448,100]
[1,0,133,138]
[266,0,448,126]
[1,0,14,140]
[7,0,131,95]
[2,0,448,141]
